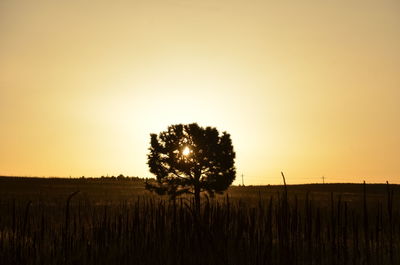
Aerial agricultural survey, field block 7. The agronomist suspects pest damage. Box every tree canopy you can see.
[146,123,236,209]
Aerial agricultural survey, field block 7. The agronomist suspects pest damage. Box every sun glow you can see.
[182,146,190,156]
[1,0,399,185]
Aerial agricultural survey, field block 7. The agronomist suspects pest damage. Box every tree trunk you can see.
[194,184,200,213]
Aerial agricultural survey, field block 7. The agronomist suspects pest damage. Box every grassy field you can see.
[0,176,399,264]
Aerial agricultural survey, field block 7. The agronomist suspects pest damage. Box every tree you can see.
[146,123,236,210]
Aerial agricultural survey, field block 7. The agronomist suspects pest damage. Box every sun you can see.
[182,146,190,156]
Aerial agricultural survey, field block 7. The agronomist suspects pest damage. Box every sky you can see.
[1,0,399,185]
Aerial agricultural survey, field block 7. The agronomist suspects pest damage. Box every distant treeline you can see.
[100,174,146,181]
[0,175,148,181]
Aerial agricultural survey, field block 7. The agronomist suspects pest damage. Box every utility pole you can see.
[322,176,325,184]
[241,173,245,187]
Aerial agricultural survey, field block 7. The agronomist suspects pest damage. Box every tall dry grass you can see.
[0,182,399,265]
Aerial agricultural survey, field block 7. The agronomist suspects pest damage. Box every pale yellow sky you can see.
[1,0,399,184]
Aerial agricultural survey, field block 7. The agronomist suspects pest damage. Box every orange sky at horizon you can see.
[1,0,399,185]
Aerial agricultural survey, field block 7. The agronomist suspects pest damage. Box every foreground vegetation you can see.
[0,177,399,264]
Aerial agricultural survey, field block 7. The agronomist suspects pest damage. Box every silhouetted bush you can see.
[146,123,236,211]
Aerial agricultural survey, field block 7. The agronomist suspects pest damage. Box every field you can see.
[1,176,399,265]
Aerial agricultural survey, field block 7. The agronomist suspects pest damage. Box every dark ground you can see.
[1,176,399,265]
[1,176,398,207]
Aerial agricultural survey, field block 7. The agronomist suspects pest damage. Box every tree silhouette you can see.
[146,123,236,210]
